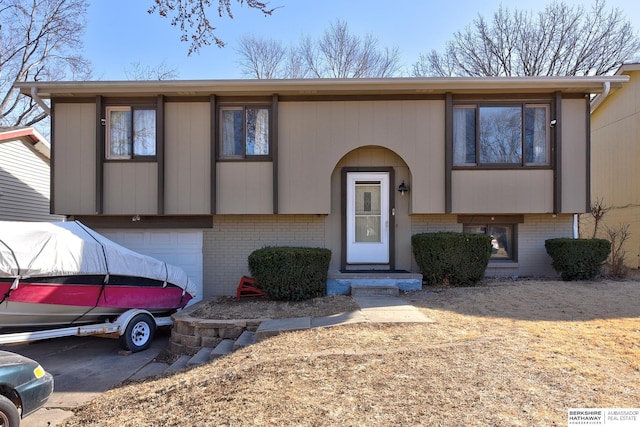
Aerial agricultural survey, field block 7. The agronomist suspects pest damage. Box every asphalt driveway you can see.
[3,332,169,426]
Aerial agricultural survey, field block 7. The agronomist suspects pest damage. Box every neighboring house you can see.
[0,127,63,222]
[16,76,627,297]
[590,63,640,268]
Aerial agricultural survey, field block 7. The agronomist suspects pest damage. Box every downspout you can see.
[590,81,611,112]
[578,80,611,239]
[30,86,51,116]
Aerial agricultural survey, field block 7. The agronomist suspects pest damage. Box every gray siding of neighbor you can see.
[0,141,63,221]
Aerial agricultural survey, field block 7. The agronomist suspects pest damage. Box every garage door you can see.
[99,229,203,303]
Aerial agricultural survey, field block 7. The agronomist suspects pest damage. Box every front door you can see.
[346,172,390,264]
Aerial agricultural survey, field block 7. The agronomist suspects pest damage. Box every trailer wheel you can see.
[0,394,19,427]
[120,313,156,352]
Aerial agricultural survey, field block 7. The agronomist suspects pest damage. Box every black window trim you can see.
[216,103,272,162]
[103,103,158,162]
[452,100,553,170]
[463,222,518,262]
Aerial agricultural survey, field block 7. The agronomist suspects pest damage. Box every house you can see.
[0,127,63,222]
[590,63,640,268]
[16,76,627,297]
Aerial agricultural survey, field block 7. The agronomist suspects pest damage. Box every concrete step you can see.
[186,347,214,367]
[210,339,235,359]
[233,330,256,351]
[350,284,399,297]
[165,354,191,373]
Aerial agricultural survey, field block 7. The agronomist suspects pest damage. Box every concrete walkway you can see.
[257,295,433,339]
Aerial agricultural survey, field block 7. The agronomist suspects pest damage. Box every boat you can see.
[0,221,196,330]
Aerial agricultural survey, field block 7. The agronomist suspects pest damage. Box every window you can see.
[463,223,515,261]
[454,103,550,167]
[105,106,156,159]
[219,106,270,159]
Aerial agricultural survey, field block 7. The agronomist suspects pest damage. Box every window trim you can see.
[463,222,518,262]
[458,214,522,262]
[452,101,552,169]
[217,104,272,161]
[104,104,157,161]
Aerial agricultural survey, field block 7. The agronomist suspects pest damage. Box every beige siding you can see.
[165,102,211,214]
[103,162,157,214]
[561,97,589,213]
[451,170,554,213]
[216,162,272,214]
[589,69,640,268]
[0,141,63,221]
[203,215,325,296]
[278,100,445,214]
[53,103,96,214]
[591,72,640,208]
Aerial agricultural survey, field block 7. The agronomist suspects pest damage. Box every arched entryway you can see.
[328,146,412,272]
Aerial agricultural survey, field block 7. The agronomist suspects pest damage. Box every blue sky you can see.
[84,0,640,80]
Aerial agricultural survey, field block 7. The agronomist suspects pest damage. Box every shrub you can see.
[248,246,331,301]
[544,238,610,281]
[411,232,492,286]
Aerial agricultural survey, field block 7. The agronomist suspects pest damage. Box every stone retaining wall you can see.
[169,302,266,355]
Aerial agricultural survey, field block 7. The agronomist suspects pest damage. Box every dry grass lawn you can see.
[63,278,640,426]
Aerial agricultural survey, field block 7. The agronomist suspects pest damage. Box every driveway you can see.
[4,332,169,426]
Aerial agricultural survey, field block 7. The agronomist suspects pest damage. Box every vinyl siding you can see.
[0,141,63,221]
[589,68,640,268]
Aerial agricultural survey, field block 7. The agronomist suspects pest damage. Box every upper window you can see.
[453,103,550,167]
[219,106,270,159]
[105,106,156,160]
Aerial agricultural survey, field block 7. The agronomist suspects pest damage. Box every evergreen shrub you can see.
[248,246,331,301]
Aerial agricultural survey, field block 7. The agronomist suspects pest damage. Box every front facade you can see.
[590,64,640,267]
[18,77,625,297]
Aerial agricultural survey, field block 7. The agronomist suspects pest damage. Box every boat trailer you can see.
[0,309,172,352]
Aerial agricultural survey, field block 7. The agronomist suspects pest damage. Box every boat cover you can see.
[0,221,196,298]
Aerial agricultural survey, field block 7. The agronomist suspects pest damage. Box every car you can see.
[0,350,54,426]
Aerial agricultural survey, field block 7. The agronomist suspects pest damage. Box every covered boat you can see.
[0,221,196,329]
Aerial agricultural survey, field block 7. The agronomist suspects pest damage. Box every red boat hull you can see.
[0,278,193,328]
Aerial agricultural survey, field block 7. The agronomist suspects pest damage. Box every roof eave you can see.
[15,76,630,98]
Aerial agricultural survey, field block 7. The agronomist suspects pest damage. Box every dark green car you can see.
[0,350,53,426]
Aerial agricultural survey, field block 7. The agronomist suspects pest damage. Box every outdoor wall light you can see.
[398,180,409,196]
[132,214,141,222]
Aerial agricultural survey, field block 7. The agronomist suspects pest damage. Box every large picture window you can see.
[219,106,270,159]
[454,103,550,167]
[105,106,156,160]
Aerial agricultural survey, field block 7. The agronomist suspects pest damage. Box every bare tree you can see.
[235,20,402,79]
[124,61,180,80]
[301,20,401,78]
[236,35,287,78]
[413,0,640,77]
[148,0,277,55]
[0,0,91,128]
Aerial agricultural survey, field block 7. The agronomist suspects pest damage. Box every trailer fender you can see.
[113,309,155,336]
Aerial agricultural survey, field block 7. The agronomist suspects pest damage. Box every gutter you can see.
[31,86,51,116]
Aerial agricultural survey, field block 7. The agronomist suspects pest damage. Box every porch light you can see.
[132,214,141,222]
[398,180,409,196]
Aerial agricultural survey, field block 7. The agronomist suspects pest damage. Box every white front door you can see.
[346,172,390,264]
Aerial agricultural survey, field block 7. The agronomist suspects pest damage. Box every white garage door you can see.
[99,229,203,303]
